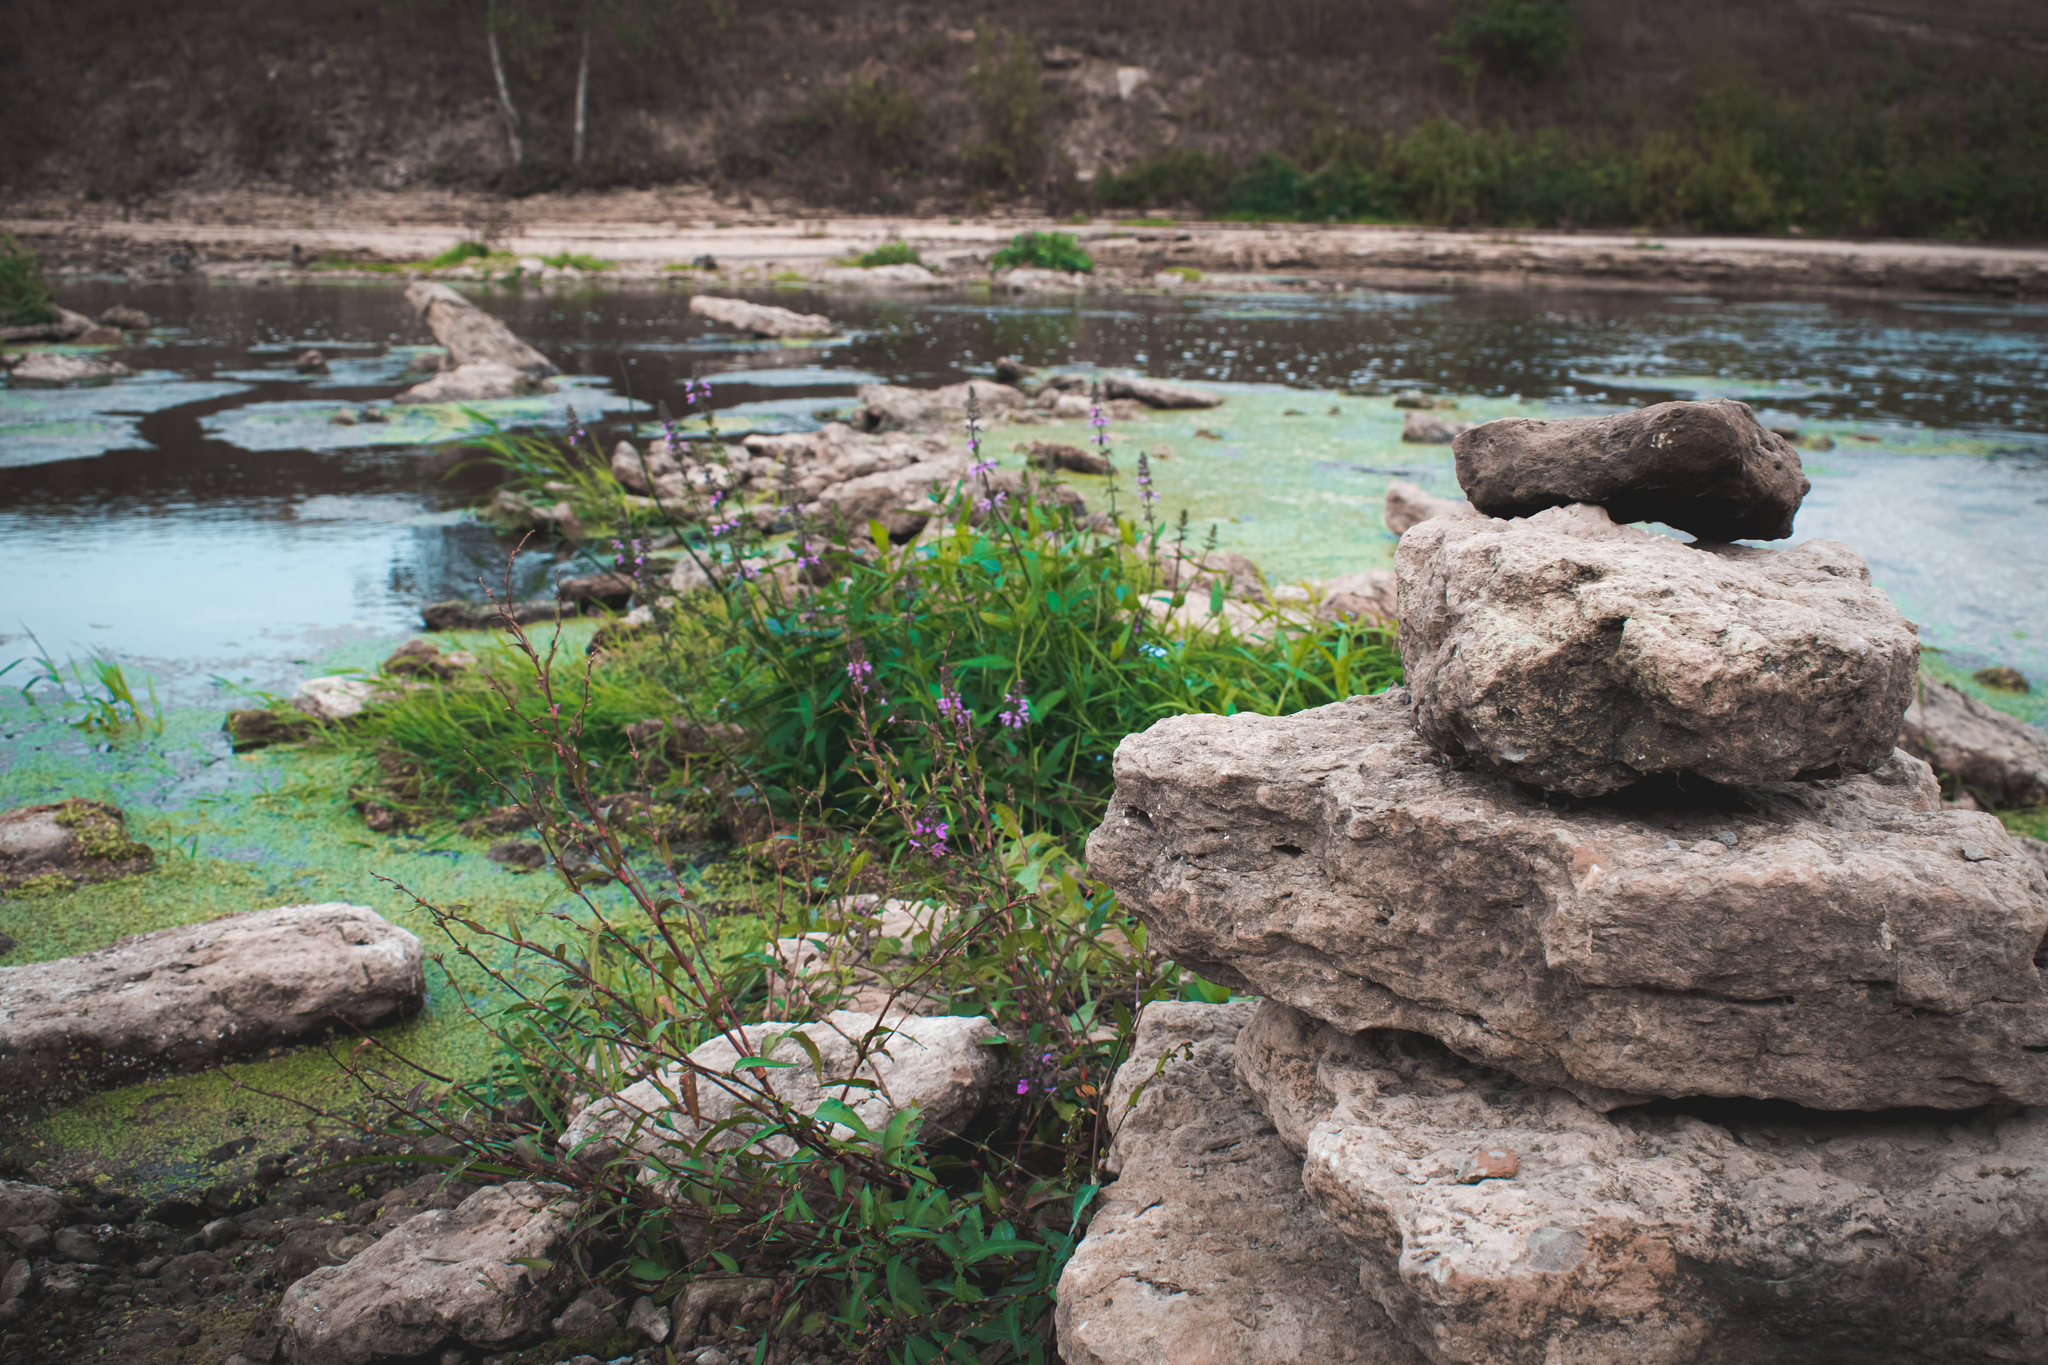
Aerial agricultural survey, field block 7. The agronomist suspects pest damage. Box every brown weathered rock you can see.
[1102,373,1222,409]
[403,281,557,378]
[1277,568,1399,625]
[395,359,554,404]
[1382,479,1471,536]
[294,348,328,375]
[609,438,681,493]
[1900,675,2048,808]
[381,638,475,681]
[224,708,318,752]
[1397,504,1920,796]
[1452,397,1810,541]
[0,904,425,1110]
[747,423,954,501]
[808,452,973,540]
[1158,548,1267,604]
[1085,690,2048,1111]
[1399,410,1476,444]
[1056,1001,1421,1365]
[688,293,834,338]
[98,305,151,330]
[1024,440,1113,475]
[7,352,134,386]
[1236,998,2048,1365]
[855,381,1028,431]
[0,800,154,894]
[419,598,567,630]
[278,1182,579,1365]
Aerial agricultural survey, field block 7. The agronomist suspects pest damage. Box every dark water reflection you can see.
[3,279,2044,703]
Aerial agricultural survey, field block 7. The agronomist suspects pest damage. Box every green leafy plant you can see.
[1435,0,1578,82]
[856,242,923,268]
[8,644,164,738]
[425,240,495,269]
[989,232,1093,275]
[1,232,57,326]
[538,251,617,271]
[963,25,1049,192]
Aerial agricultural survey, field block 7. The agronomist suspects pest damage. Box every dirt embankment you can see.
[7,197,2047,300]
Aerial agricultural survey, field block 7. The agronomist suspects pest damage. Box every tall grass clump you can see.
[1,233,58,326]
[855,241,923,268]
[988,232,1092,274]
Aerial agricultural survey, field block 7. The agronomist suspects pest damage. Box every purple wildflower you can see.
[997,678,1029,730]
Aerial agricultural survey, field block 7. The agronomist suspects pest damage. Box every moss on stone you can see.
[12,872,73,899]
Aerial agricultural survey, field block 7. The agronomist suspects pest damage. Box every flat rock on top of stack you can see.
[1085,690,2048,1111]
[1453,397,1809,541]
[1234,998,2048,1365]
[1397,503,1919,796]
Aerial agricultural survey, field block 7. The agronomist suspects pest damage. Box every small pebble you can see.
[1713,830,1739,847]
[1456,1145,1519,1183]
[1960,845,1991,862]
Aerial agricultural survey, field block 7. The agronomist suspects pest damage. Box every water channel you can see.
[5,278,2046,706]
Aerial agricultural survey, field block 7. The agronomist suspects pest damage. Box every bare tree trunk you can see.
[486,0,524,167]
[572,25,591,167]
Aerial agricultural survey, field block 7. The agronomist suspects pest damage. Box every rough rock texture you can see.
[1382,480,1472,536]
[1398,504,1920,796]
[1273,568,1399,625]
[0,799,155,894]
[395,358,554,404]
[0,904,426,1110]
[855,381,1029,431]
[403,281,557,378]
[1056,1001,1421,1365]
[1158,548,1267,604]
[278,1182,579,1365]
[993,267,1091,293]
[1236,999,2048,1365]
[7,352,134,385]
[1452,398,1809,542]
[1901,675,2048,808]
[1085,690,2048,1111]
[817,263,940,285]
[809,452,973,540]
[562,1010,999,1165]
[289,675,378,721]
[1103,373,1222,409]
[745,423,956,501]
[688,293,833,338]
[609,437,680,493]
[1025,440,1114,475]
[419,598,567,630]
[1399,411,1478,445]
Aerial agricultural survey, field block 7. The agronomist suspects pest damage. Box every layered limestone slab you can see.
[0,903,426,1110]
[1450,397,1808,542]
[1055,1002,1420,1365]
[1235,999,2048,1365]
[1397,504,1920,796]
[1084,691,2048,1110]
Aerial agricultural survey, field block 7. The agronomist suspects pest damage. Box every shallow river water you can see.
[4,278,2046,705]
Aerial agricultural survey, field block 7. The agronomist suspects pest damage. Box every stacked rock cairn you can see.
[1058,399,2048,1365]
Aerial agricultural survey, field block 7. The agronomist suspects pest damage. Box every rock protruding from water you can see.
[855,380,1029,431]
[277,1182,580,1365]
[1236,997,2048,1365]
[0,903,425,1110]
[1902,675,2048,809]
[1086,690,2048,1111]
[1102,373,1222,409]
[0,800,155,895]
[688,293,834,338]
[1453,397,1810,541]
[394,359,554,404]
[5,352,134,387]
[1397,504,1919,796]
[1399,409,1477,444]
[1055,1001,1421,1365]
[402,281,558,379]
[1382,479,1472,535]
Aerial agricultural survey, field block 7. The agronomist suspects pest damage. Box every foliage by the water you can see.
[855,241,923,268]
[1435,0,1578,83]
[1094,54,2048,239]
[5,648,163,738]
[989,231,1093,275]
[1,233,58,327]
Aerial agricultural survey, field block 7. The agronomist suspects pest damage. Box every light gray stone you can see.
[1397,503,1920,795]
[1102,373,1222,409]
[404,281,558,378]
[855,381,1029,431]
[688,294,834,338]
[1084,689,2048,1111]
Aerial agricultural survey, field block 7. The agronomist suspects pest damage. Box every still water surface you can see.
[3,279,2044,704]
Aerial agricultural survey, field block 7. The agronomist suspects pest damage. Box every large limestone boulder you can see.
[856,381,1029,431]
[1237,999,2048,1365]
[1056,1001,1421,1365]
[808,452,973,540]
[688,293,834,338]
[0,904,426,1109]
[561,1010,999,1166]
[1452,397,1809,542]
[1901,675,2048,808]
[1084,690,2048,1111]
[278,1182,579,1365]
[402,281,557,378]
[1397,504,1920,796]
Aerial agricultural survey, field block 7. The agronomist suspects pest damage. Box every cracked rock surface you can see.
[1055,1001,1419,1365]
[1085,690,2048,1111]
[1234,998,2048,1365]
[1396,504,1920,796]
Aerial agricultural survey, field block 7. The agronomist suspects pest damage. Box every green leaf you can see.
[510,1256,554,1275]
[732,1056,798,1070]
[815,1097,875,1138]
[963,1237,1043,1264]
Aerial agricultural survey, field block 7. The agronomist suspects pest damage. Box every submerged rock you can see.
[0,800,154,895]
[688,293,834,338]
[1238,998,2048,1365]
[0,903,425,1110]
[98,305,151,330]
[1056,1001,1419,1365]
[1397,504,1920,796]
[1381,479,1472,536]
[1085,689,2048,1111]
[1102,373,1223,409]
[1453,397,1810,542]
[1900,674,2048,808]
[277,1182,579,1365]
[402,281,557,379]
